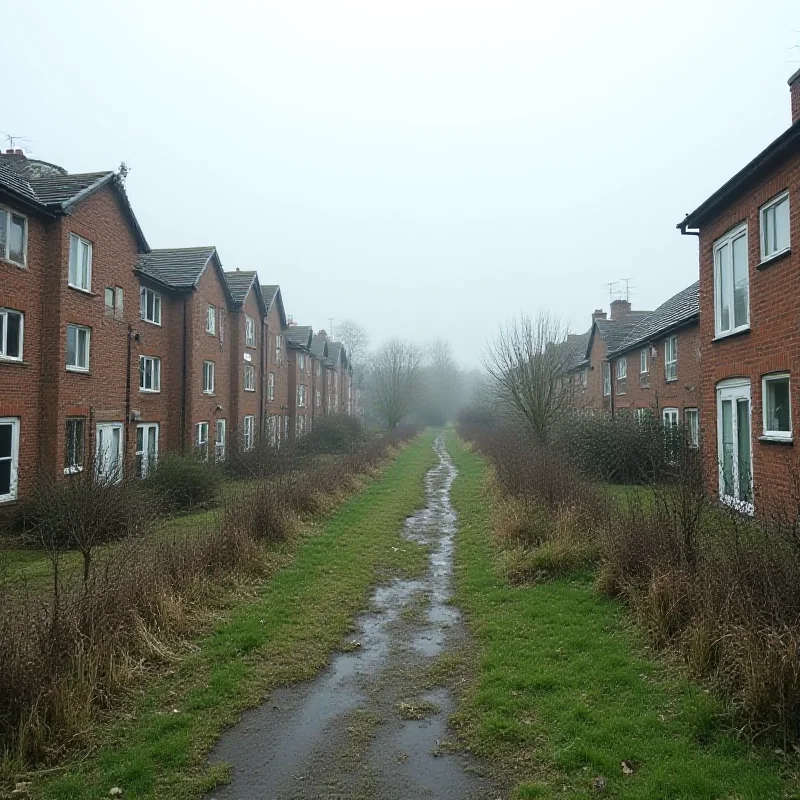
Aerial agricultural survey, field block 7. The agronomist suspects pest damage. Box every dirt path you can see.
[205,434,499,800]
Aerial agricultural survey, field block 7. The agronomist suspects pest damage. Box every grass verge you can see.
[30,432,437,800]
[445,432,799,799]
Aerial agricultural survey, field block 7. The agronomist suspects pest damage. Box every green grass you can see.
[446,433,799,800]
[33,432,437,800]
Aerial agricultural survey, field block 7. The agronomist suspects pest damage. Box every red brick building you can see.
[284,325,314,439]
[679,71,800,512]
[261,285,290,446]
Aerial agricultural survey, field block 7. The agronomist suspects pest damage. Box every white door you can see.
[716,380,753,512]
[136,423,159,478]
[215,419,227,461]
[95,423,123,483]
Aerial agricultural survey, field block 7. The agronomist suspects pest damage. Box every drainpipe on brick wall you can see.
[181,294,188,454]
[260,319,266,439]
[609,361,615,418]
[125,325,133,463]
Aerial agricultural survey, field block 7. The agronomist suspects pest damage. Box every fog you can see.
[4,1,799,365]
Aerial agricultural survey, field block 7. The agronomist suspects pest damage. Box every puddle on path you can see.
[205,435,499,799]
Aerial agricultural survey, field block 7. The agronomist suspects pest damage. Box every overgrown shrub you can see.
[146,452,223,512]
[298,413,363,455]
[220,480,297,543]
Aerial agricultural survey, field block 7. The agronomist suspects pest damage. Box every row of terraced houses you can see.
[0,151,355,506]
[564,70,800,513]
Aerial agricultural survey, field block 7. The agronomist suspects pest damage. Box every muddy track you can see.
[205,434,499,799]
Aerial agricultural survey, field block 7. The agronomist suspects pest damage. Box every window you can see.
[135,423,159,479]
[275,334,282,363]
[140,287,162,325]
[244,363,256,391]
[196,421,209,461]
[268,371,275,401]
[203,360,215,394]
[243,415,255,451]
[298,352,305,371]
[0,417,20,502]
[760,191,790,261]
[316,361,321,377]
[206,304,216,334]
[298,384,307,407]
[762,373,791,440]
[0,208,26,266]
[245,315,256,347]
[0,308,23,361]
[714,224,749,337]
[640,348,649,375]
[65,418,85,474]
[663,408,679,428]
[634,408,647,423]
[717,379,753,512]
[95,423,123,484]
[139,355,161,392]
[580,367,587,387]
[316,389,321,407]
[104,287,124,315]
[68,234,92,291]
[215,419,227,461]
[685,408,699,448]
[616,357,627,380]
[66,324,90,371]
[268,414,279,447]
[296,415,305,436]
[602,362,611,397]
[663,336,678,382]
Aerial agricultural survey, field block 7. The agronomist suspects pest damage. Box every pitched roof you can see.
[610,282,699,356]
[28,172,113,207]
[136,247,217,289]
[310,332,328,359]
[565,330,591,371]
[594,312,651,353]
[0,161,41,206]
[284,325,313,349]
[224,270,257,304]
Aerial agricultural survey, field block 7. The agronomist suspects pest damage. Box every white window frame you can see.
[275,334,282,363]
[298,352,305,371]
[139,355,161,393]
[616,357,627,380]
[203,360,215,394]
[196,421,209,461]
[634,408,647,423]
[761,373,792,441]
[716,378,754,514]
[95,422,124,484]
[64,417,85,474]
[68,233,93,292]
[316,389,321,407]
[665,336,677,382]
[0,207,27,267]
[243,415,255,451]
[140,287,162,325]
[713,223,749,338]
[215,419,227,461]
[0,417,20,502]
[684,408,699,449]
[135,422,159,479]
[602,362,611,397]
[298,384,307,408]
[245,315,256,347]
[244,363,256,392]
[66,324,91,372]
[640,347,648,375]
[268,371,275,401]
[206,304,216,335]
[760,191,790,263]
[662,407,679,428]
[0,308,24,361]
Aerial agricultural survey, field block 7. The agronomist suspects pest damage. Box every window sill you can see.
[244,388,256,393]
[64,466,84,475]
[758,434,793,444]
[68,284,96,297]
[141,318,162,327]
[1,258,26,270]
[712,327,750,343]
[139,389,161,394]
[0,496,18,505]
[203,392,215,397]
[665,378,678,384]
[206,330,216,336]
[757,248,791,270]
[0,358,28,367]
[66,367,91,375]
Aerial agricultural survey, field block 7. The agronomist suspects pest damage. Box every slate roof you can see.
[594,312,651,353]
[565,330,591,371]
[284,325,313,349]
[0,161,41,205]
[310,332,328,359]
[224,270,257,304]
[136,247,217,289]
[262,285,279,312]
[610,282,699,355]
[28,172,113,207]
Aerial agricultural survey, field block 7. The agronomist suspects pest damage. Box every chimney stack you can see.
[610,299,631,321]
[592,309,607,322]
[790,67,800,125]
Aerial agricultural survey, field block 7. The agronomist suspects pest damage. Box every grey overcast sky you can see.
[4,1,799,364]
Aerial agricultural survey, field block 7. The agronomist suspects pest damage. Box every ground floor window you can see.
[215,419,227,461]
[95,423,123,484]
[0,417,20,502]
[268,414,280,447]
[243,415,255,451]
[717,379,753,512]
[136,423,159,478]
[196,421,209,461]
[296,415,305,436]
[762,373,791,440]
[65,417,85,474]
[684,408,699,448]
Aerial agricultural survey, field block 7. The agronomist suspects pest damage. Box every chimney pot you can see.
[592,309,607,322]
[790,67,800,125]
[14,149,23,155]
[5,149,14,154]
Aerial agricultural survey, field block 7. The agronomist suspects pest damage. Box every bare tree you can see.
[369,338,424,430]
[483,312,574,444]
[336,319,369,370]
[418,338,464,425]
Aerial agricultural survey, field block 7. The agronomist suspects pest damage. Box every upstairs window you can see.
[206,304,216,334]
[245,315,256,347]
[66,324,90,371]
[203,360,215,394]
[139,355,161,392]
[760,191,790,261]
[268,371,275,401]
[665,336,677,381]
[275,334,282,363]
[0,208,27,266]
[602,362,611,396]
[616,357,627,380]
[714,224,749,337]
[640,348,649,374]
[762,373,792,440]
[0,308,23,361]
[140,287,162,325]
[298,384,307,407]
[298,352,305,371]
[68,234,92,291]
[244,364,255,391]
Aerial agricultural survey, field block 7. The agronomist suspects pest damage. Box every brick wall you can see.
[264,303,289,442]
[569,333,611,414]
[228,287,263,448]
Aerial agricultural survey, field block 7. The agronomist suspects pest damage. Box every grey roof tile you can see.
[224,270,257,305]
[611,282,699,355]
[310,332,328,358]
[565,330,591,371]
[136,247,216,288]
[595,312,651,353]
[0,162,39,204]
[284,325,313,349]
[28,172,112,206]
